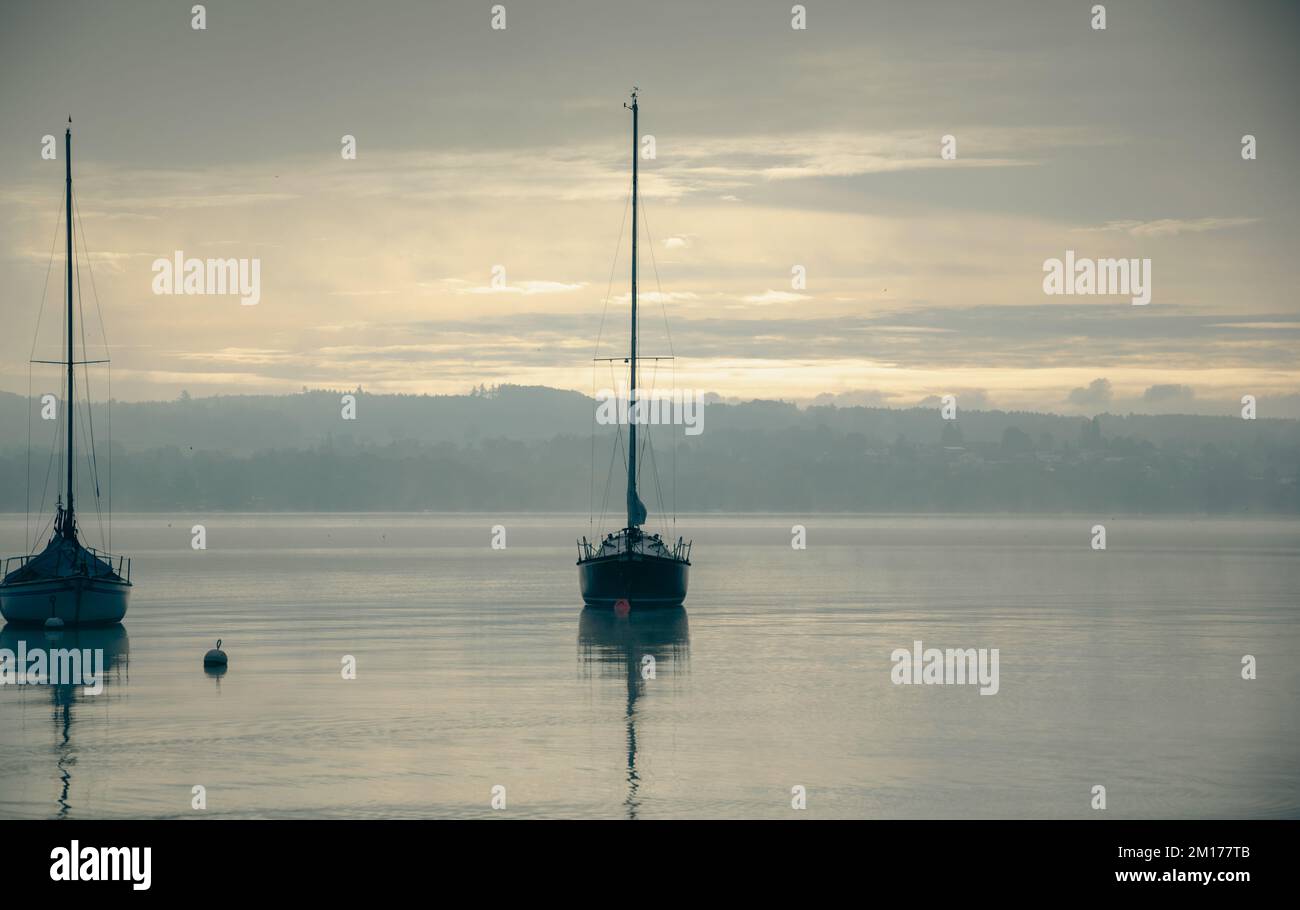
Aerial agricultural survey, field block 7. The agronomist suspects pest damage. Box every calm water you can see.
[0,513,1297,819]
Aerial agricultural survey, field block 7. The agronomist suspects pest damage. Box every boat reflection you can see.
[578,606,689,819]
[0,624,130,817]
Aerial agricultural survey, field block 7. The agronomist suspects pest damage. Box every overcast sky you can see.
[1,0,1297,415]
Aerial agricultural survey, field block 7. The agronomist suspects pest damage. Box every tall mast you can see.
[64,118,75,539]
[625,89,639,530]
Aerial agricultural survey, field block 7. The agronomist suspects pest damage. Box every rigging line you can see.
[73,191,110,350]
[600,356,616,530]
[29,191,63,361]
[76,378,105,547]
[599,425,621,538]
[26,189,63,552]
[72,231,105,550]
[591,349,613,535]
[599,393,625,536]
[596,359,619,534]
[641,419,659,529]
[645,396,670,541]
[638,360,655,501]
[637,187,674,357]
[72,196,96,467]
[635,363,669,540]
[72,190,106,549]
[78,351,107,551]
[590,363,605,537]
[637,186,680,535]
[25,365,31,552]
[647,428,668,541]
[638,360,660,520]
[74,188,113,551]
[36,262,65,545]
[593,182,633,362]
[34,512,55,546]
[589,348,595,538]
[591,181,633,538]
[58,247,66,505]
[73,235,94,452]
[35,393,61,549]
[608,359,627,530]
[107,360,112,553]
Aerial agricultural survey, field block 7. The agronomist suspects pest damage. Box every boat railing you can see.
[2,554,34,577]
[577,534,692,563]
[2,547,132,582]
[79,545,132,581]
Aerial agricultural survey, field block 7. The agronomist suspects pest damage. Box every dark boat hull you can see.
[578,553,689,609]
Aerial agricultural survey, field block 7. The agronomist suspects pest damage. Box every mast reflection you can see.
[578,606,688,819]
[0,624,129,817]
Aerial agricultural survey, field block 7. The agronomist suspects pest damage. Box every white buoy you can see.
[44,617,65,630]
[203,639,228,667]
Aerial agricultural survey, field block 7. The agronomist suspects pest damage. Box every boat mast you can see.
[63,118,75,540]
[625,89,639,531]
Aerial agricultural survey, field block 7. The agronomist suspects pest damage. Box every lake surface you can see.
[1,513,1297,819]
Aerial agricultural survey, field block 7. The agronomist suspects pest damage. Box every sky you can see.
[1,0,1297,416]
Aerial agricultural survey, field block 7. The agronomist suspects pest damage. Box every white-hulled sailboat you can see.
[0,121,132,627]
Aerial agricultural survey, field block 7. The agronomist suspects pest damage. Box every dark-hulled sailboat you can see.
[577,91,692,609]
[0,121,132,627]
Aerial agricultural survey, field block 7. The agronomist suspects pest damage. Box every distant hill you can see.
[0,386,1296,513]
[0,385,594,454]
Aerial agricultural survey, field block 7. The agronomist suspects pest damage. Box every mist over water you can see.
[1,513,1296,819]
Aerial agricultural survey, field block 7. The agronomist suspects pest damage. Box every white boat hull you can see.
[0,576,130,626]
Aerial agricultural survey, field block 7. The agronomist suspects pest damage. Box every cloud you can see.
[174,348,294,366]
[613,291,700,304]
[1067,377,1113,407]
[1209,321,1300,330]
[742,289,811,305]
[3,126,1055,221]
[807,389,897,408]
[458,280,585,296]
[918,389,992,410]
[1087,217,1258,237]
[1143,383,1195,403]
[661,128,1072,191]
[14,247,142,274]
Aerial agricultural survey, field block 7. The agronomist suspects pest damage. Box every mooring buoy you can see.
[203,639,228,667]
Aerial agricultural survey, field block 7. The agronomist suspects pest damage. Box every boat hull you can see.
[0,576,131,626]
[578,553,689,609]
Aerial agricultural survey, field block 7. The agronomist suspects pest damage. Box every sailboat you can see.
[577,91,692,609]
[0,121,132,627]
